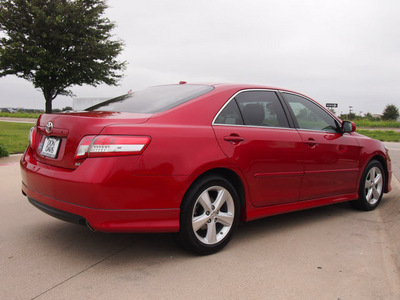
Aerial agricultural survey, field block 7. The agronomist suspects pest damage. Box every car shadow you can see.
[26,201,359,264]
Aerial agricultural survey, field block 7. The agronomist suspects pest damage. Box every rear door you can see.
[212,90,305,207]
[281,92,361,200]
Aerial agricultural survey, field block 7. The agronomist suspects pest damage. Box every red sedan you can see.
[21,83,392,254]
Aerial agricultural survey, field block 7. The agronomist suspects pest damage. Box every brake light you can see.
[29,127,36,149]
[75,135,95,159]
[75,135,151,159]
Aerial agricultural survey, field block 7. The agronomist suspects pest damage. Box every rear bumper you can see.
[22,183,180,232]
[20,147,184,232]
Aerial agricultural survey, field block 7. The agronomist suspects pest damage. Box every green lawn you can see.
[355,119,400,128]
[357,129,400,142]
[0,122,34,154]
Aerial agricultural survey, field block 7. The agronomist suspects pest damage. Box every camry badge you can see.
[46,121,54,133]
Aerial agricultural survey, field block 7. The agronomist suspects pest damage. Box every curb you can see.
[0,153,23,166]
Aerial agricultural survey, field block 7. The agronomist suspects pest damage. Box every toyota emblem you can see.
[46,121,54,133]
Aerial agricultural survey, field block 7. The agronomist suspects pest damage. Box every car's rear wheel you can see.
[351,159,385,211]
[177,175,240,255]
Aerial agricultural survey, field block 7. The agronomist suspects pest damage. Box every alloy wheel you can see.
[364,166,383,205]
[191,186,235,245]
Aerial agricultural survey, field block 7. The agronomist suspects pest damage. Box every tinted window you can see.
[214,100,244,125]
[283,93,338,132]
[86,84,214,114]
[235,91,289,127]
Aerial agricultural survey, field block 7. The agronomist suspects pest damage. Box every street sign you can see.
[326,103,338,108]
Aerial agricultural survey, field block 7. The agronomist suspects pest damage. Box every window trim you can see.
[212,89,293,130]
[280,91,342,133]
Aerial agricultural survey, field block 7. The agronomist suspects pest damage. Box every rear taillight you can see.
[75,136,94,159]
[75,135,151,159]
[29,127,36,149]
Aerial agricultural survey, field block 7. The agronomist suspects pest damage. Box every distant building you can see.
[1,107,17,113]
[371,114,382,119]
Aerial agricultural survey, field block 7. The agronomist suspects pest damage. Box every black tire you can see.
[351,160,385,211]
[177,175,240,255]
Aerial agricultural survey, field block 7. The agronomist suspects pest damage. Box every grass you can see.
[354,119,400,128]
[0,122,34,154]
[0,112,41,118]
[357,129,400,142]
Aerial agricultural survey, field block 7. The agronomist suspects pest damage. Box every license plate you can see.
[41,137,61,158]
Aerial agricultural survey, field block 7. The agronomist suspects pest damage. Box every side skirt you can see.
[245,193,358,222]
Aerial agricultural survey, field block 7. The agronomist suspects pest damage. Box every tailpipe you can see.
[86,221,95,232]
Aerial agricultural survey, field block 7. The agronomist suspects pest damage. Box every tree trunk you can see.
[45,99,52,114]
[44,91,53,113]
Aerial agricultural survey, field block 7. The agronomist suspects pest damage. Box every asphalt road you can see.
[1,145,399,299]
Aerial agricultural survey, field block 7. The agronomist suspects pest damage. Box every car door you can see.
[212,90,305,207]
[281,92,361,200]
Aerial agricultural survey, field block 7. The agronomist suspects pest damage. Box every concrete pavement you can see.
[1,151,399,299]
[0,117,36,124]
[385,142,400,180]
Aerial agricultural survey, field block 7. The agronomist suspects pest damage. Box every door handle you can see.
[224,135,244,143]
[305,138,318,147]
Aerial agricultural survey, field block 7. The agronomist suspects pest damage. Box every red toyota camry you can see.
[21,83,392,254]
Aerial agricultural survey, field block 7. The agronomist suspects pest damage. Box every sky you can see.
[0,0,399,115]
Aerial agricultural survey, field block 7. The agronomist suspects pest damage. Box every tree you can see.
[382,104,399,121]
[0,0,126,113]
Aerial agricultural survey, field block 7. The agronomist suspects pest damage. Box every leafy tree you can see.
[347,112,356,120]
[382,104,399,121]
[0,0,126,113]
[364,112,373,120]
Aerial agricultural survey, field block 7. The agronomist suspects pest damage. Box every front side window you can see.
[283,93,338,132]
[215,90,289,128]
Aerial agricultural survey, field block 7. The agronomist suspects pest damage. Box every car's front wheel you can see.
[351,159,385,211]
[177,175,240,255]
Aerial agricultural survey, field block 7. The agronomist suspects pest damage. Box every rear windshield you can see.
[85,84,214,113]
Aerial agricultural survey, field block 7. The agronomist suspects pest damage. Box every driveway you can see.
[1,146,399,299]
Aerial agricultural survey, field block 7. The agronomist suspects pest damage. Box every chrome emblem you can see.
[46,121,54,133]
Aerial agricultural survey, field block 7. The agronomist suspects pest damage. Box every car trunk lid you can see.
[33,111,151,169]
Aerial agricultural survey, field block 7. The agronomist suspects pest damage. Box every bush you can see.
[0,143,9,158]
[382,104,400,121]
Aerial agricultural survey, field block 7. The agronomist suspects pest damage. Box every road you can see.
[0,117,36,123]
[385,142,400,179]
[0,145,399,299]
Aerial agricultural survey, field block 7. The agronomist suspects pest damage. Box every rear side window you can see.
[86,84,214,113]
[214,100,244,125]
[215,90,289,128]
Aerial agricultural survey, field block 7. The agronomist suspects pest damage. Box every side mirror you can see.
[342,121,356,133]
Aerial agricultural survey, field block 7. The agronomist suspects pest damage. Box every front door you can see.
[282,92,361,200]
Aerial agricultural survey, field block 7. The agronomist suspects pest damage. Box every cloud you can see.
[1,0,399,114]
